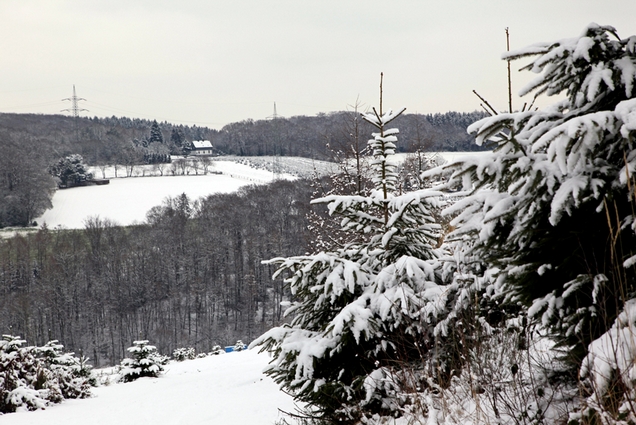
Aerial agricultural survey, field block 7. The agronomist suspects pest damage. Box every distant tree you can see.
[119,143,144,177]
[170,128,185,154]
[144,141,171,165]
[50,154,93,188]
[199,156,213,174]
[181,140,192,157]
[149,120,164,145]
[0,134,55,227]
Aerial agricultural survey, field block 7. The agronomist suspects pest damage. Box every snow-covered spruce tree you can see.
[0,336,95,414]
[49,154,92,188]
[37,340,93,399]
[427,23,636,383]
[120,340,164,382]
[0,335,49,413]
[209,345,225,355]
[233,340,246,352]
[172,347,196,361]
[253,76,447,424]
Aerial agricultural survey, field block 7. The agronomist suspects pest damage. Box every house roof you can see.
[192,140,213,149]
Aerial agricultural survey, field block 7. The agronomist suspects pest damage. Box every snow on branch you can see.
[360,107,406,128]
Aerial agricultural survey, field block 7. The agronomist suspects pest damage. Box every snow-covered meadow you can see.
[1,349,296,425]
[34,153,487,230]
[35,157,335,229]
[37,174,249,229]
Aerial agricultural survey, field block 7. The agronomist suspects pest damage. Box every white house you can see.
[191,140,213,156]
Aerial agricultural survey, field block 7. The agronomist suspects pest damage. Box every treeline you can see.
[96,111,486,158]
[0,180,312,366]
[91,111,487,160]
[0,110,486,167]
[167,110,487,157]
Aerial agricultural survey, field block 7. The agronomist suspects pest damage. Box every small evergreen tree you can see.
[120,340,164,382]
[37,340,93,399]
[0,335,48,413]
[172,347,196,361]
[182,140,192,157]
[233,340,246,352]
[253,75,447,423]
[170,128,185,155]
[209,345,225,355]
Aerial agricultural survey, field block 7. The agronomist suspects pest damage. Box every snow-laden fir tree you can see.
[209,345,225,355]
[425,23,636,423]
[0,335,49,413]
[172,347,196,361]
[49,154,93,188]
[37,340,92,400]
[0,336,92,413]
[253,75,449,424]
[120,340,165,382]
[233,340,246,352]
[149,120,164,145]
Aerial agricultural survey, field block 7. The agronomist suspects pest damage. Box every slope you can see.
[1,350,295,425]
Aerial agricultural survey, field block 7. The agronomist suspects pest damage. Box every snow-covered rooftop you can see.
[192,140,212,149]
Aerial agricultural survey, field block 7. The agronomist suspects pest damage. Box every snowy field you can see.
[1,349,296,425]
[33,153,488,230]
[35,160,300,230]
[37,173,254,229]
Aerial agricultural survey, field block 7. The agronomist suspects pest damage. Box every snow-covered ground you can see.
[1,349,295,425]
[36,160,299,230]
[37,173,253,229]
[34,153,489,230]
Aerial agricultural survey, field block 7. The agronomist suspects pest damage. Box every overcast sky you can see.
[1,1,635,129]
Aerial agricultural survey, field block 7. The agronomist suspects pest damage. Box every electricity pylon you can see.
[62,85,88,117]
[62,85,88,143]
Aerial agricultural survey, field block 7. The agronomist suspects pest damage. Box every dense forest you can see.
[0,180,313,366]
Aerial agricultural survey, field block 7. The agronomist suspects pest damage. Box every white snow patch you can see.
[37,174,251,229]
[1,350,295,425]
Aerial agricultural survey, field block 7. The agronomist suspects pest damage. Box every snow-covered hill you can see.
[35,157,333,230]
[33,153,487,230]
[1,350,295,425]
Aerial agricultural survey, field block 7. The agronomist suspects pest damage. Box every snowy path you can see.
[2,350,295,425]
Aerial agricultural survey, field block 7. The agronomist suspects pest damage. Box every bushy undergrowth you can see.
[173,347,196,361]
[0,335,93,414]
